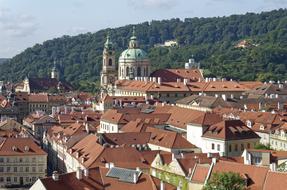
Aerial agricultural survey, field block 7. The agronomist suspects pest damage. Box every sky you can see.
[0,0,286,58]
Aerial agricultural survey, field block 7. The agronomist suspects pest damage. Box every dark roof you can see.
[28,78,73,92]
[202,120,260,141]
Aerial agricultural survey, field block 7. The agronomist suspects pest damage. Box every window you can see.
[235,144,238,151]
[108,58,112,66]
[32,177,36,182]
[14,167,17,172]
[247,143,250,149]
[25,167,29,172]
[20,167,23,172]
[217,144,220,151]
[126,67,129,76]
[14,177,17,182]
[6,167,10,172]
[137,67,141,76]
[6,158,9,163]
[25,177,29,182]
[211,143,215,150]
[39,167,43,172]
[19,158,22,162]
[32,167,36,172]
[32,157,36,162]
[229,145,232,152]
[6,177,11,182]
[0,177,3,182]
[0,158,3,162]
[0,167,3,172]
[241,144,244,151]
[166,93,170,97]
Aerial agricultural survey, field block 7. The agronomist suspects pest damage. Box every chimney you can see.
[84,168,89,177]
[105,163,110,168]
[153,77,157,82]
[76,167,82,180]
[212,157,217,164]
[183,78,189,85]
[177,78,181,83]
[110,162,114,168]
[85,123,89,134]
[172,153,176,161]
[52,171,59,181]
[160,180,165,190]
[136,167,140,172]
[157,77,162,85]
[270,163,277,172]
[222,94,227,101]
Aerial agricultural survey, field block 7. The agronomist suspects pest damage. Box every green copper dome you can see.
[119,26,148,61]
[119,48,148,61]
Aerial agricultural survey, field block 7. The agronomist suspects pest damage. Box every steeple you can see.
[104,31,114,51]
[51,60,60,80]
[101,31,117,90]
[129,26,138,49]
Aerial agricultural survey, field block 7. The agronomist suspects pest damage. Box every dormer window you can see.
[12,146,17,151]
[246,120,252,128]
[260,125,265,130]
[24,146,29,152]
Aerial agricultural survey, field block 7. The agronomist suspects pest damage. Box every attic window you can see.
[24,146,29,152]
[12,146,17,151]
[260,125,265,130]
[222,85,227,88]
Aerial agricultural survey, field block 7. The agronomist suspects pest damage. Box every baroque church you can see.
[100,27,150,91]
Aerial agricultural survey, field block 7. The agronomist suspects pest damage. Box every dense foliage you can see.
[204,172,246,190]
[0,9,287,91]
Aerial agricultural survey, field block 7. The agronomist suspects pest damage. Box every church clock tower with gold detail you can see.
[100,32,117,90]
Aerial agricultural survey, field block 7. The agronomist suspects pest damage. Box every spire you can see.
[132,26,136,39]
[129,26,138,49]
[52,59,57,71]
[104,30,113,50]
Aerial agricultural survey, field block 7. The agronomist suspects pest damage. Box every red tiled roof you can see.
[212,160,269,190]
[202,120,260,141]
[150,68,204,82]
[0,138,47,156]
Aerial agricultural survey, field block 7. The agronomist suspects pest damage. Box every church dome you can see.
[119,26,148,62]
[119,48,148,61]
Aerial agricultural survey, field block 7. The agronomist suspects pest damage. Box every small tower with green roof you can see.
[101,31,117,89]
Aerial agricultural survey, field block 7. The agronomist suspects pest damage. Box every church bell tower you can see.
[100,32,117,90]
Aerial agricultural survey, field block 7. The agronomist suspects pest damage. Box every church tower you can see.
[118,26,150,80]
[100,32,117,90]
[51,61,60,80]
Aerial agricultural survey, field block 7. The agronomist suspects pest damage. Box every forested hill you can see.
[0,58,9,65]
[0,9,287,92]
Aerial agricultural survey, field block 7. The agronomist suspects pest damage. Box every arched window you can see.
[137,67,141,76]
[108,58,112,66]
[126,67,129,76]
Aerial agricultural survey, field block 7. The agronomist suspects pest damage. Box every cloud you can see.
[128,0,178,10]
[0,8,38,37]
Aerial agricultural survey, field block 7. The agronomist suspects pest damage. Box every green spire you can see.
[129,26,138,49]
[104,31,113,50]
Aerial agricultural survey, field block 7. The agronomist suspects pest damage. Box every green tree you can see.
[204,172,245,190]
